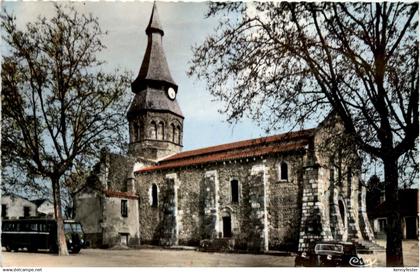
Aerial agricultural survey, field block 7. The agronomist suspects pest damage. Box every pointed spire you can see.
[146,1,164,36]
[131,1,177,93]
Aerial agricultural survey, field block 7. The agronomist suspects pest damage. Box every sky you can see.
[4,1,413,185]
[2,1,275,152]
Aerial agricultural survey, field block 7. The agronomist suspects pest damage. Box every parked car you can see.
[295,241,365,267]
[2,218,85,253]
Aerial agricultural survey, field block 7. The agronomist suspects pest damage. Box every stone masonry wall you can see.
[240,164,266,251]
[267,155,305,251]
[298,114,373,251]
[298,165,333,252]
[137,152,305,251]
[200,171,219,240]
[74,191,103,248]
[137,170,167,244]
[128,111,183,160]
[102,197,140,247]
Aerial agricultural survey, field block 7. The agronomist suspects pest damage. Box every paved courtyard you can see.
[1,240,418,267]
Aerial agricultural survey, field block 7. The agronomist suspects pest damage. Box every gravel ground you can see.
[1,240,417,267]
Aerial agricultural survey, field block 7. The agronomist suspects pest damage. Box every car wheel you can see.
[5,245,12,252]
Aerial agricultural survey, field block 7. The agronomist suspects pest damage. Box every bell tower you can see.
[127,2,184,161]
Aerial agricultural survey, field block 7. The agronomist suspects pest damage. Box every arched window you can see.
[151,184,158,207]
[150,121,157,139]
[280,162,288,181]
[158,121,164,140]
[176,125,181,144]
[173,125,179,144]
[231,179,239,203]
[132,123,138,142]
[133,122,140,142]
[171,124,176,142]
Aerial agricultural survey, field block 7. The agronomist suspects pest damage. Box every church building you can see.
[75,3,376,252]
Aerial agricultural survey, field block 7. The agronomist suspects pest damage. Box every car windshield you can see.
[64,223,73,233]
[315,244,344,254]
[64,223,83,234]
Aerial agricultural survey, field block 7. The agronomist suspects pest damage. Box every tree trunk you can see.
[52,178,69,256]
[384,157,403,267]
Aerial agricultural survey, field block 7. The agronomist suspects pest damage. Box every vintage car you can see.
[295,241,365,267]
[2,218,85,253]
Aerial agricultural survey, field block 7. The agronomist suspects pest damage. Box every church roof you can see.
[127,86,183,118]
[146,1,164,36]
[137,128,315,173]
[132,2,177,92]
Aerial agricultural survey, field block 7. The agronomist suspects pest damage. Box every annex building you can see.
[75,3,376,252]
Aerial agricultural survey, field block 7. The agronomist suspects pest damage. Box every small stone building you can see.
[75,3,376,252]
[1,194,38,219]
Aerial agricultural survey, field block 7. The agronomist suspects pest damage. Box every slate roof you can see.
[132,2,177,92]
[146,1,164,36]
[137,128,315,173]
[127,86,183,118]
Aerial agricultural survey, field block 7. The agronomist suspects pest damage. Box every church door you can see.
[223,216,232,238]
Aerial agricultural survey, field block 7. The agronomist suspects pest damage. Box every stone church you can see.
[75,3,376,252]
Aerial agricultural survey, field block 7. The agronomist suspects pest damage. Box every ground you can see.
[1,240,418,267]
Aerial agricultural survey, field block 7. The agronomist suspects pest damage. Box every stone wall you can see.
[128,111,183,160]
[74,191,103,248]
[298,114,371,251]
[137,152,305,251]
[102,196,140,247]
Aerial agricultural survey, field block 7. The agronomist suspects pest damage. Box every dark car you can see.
[295,241,365,267]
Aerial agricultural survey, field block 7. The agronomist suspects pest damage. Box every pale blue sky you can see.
[3,1,416,185]
[2,1,283,151]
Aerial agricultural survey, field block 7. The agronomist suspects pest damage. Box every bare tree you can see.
[189,2,418,266]
[1,4,131,255]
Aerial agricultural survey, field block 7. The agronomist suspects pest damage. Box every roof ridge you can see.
[139,139,310,173]
[160,128,315,163]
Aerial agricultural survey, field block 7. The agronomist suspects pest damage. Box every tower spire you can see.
[131,1,177,93]
[146,1,164,36]
[127,1,183,160]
